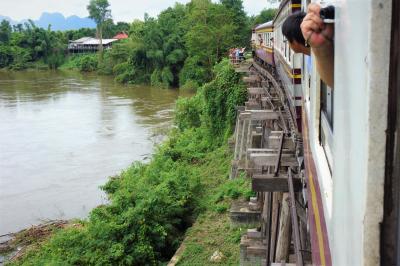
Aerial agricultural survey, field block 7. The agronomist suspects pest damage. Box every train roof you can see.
[255,21,273,31]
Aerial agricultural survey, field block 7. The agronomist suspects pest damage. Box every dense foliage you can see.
[95,0,247,88]
[0,16,128,70]
[0,0,270,88]
[250,8,278,27]
[0,20,67,69]
[10,59,248,266]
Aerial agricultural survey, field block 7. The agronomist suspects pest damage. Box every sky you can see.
[0,0,280,22]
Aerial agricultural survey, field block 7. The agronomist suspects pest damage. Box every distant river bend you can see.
[0,70,191,235]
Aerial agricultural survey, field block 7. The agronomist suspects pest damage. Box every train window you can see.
[320,80,334,171]
[321,81,334,128]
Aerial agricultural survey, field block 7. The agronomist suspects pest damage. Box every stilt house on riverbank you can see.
[68,37,119,53]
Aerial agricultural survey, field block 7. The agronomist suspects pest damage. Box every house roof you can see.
[69,37,118,45]
[255,21,274,31]
[71,37,95,43]
[84,39,118,45]
[113,32,128,39]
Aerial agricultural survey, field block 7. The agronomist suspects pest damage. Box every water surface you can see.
[0,70,190,235]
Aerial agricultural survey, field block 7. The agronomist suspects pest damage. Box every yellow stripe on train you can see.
[256,28,274,33]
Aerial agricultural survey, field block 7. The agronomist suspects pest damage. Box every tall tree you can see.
[87,0,111,60]
[220,0,248,46]
[0,20,12,44]
[183,0,236,84]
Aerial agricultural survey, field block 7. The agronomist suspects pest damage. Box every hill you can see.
[0,12,96,31]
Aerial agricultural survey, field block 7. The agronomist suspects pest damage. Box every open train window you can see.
[320,81,334,171]
[321,81,334,128]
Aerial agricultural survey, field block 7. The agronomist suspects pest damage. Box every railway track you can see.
[231,60,310,266]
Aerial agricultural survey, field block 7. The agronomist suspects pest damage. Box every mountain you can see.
[0,12,96,31]
[0,15,19,25]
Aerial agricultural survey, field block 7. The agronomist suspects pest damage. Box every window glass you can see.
[321,81,334,128]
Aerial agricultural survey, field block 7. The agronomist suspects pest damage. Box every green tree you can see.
[145,4,187,87]
[220,0,249,46]
[0,20,12,44]
[0,45,13,67]
[65,28,96,41]
[87,0,112,60]
[115,22,130,34]
[251,8,277,27]
[183,0,236,84]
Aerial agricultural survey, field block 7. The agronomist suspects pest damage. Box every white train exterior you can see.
[253,0,398,264]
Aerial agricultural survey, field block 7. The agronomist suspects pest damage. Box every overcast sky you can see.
[0,0,279,22]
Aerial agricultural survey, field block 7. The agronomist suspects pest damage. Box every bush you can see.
[113,62,135,83]
[77,54,98,72]
[97,51,114,75]
[202,59,247,142]
[180,79,199,92]
[179,56,209,87]
[47,52,65,70]
[175,93,203,131]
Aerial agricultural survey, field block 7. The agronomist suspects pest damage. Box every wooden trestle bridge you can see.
[230,60,311,266]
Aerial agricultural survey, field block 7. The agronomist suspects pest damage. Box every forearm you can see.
[312,42,334,88]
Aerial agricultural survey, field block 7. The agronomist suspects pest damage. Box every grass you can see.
[176,211,249,265]
[174,147,254,265]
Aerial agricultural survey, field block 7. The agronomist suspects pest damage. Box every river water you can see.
[0,70,190,235]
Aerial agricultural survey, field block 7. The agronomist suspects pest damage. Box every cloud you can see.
[0,0,274,22]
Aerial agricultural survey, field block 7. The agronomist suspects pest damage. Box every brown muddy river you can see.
[0,70,191,235]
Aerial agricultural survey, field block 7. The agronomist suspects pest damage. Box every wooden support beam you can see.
[252,174,302,192]
[274,132,284,177]
[275,193,291,262]
[269,192,282,263]
[247,245,268,256]
[250,110,279,120]
[288,169,304,266]
[245,101,261,110]
[267,136,296,150]
[247,87,266,95]
[238,110,279,121]
[250,154,298,167]
[247,148,294,155]
[238,112,251,121]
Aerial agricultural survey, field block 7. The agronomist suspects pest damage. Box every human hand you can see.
[301,3,334,48]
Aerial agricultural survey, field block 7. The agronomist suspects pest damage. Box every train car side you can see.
[254,21,275,67]
[273,0,303,131]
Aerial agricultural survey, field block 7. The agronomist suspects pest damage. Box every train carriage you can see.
[273,0,303,131]
[254,21,275,68]
[246,0,399,264]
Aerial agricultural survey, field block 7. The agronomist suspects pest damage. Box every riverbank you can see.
[0,221,69,263]
[4,59,249,265]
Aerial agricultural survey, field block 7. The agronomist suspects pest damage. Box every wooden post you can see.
[239,119,247,162]
[245,120,252,168]
[269,192,282,263]
[234,118,242,160]
[275,193,291,262]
